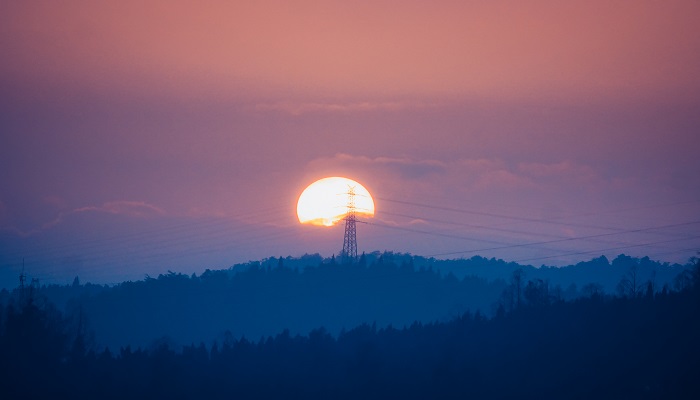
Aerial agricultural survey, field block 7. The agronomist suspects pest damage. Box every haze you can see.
[1,1,699,288]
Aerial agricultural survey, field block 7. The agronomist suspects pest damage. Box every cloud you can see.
[305,154,608,210]
[5,2,699,101]
[518,161,597,182]
[8,201,166,237]
[254,101,436,116]
[308,154,602,188]
[308,153,447,180]
[74,201,166,218]
[473,169,534,191]
[449,159,532,191]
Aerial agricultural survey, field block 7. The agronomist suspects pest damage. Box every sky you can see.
[2,0,700,289]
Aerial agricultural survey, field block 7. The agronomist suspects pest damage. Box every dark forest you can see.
[1,253,698,398]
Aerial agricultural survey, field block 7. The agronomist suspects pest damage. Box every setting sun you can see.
[297,177,375,226]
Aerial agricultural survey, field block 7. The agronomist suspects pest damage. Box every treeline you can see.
[22,253,507,349]
[1,261,699,399]
[0,252,689,350]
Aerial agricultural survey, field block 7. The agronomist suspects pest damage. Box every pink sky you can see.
[1,1,699,287]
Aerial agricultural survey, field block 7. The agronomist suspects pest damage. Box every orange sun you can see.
[297,177,375,226]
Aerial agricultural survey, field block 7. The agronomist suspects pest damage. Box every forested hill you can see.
[1,260,699,399]
[1,252,691,350]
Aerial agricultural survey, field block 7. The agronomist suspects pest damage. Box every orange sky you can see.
[1,1,699,287]
[3,1,699,100]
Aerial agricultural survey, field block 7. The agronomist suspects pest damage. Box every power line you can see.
[2,191,698,287]
[370,195,699,259]
[379,209,645,245]
[0,205,289,260]
[514,234,700,264]
[427,220,700,257]
[360,213,700,260]
[376,197,627,232]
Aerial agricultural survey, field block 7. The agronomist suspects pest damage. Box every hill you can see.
[1,252,691,349]
[1,258,698,399]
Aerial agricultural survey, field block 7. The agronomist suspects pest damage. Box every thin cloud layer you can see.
[307,153,602,196]
[254,100,436,115]
[74,201,166,218]
[2,1,699,99]
[6,201,166,238]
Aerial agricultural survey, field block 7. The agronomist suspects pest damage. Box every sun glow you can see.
[297,177,375,226]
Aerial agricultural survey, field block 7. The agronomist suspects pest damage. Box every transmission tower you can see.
[341,186,358,264]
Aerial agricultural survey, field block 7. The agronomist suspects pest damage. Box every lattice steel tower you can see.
[341,186,358,263]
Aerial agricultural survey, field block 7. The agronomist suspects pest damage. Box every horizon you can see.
[2,249,693,292]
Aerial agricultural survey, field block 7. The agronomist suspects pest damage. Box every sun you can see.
[297,177,375,226]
